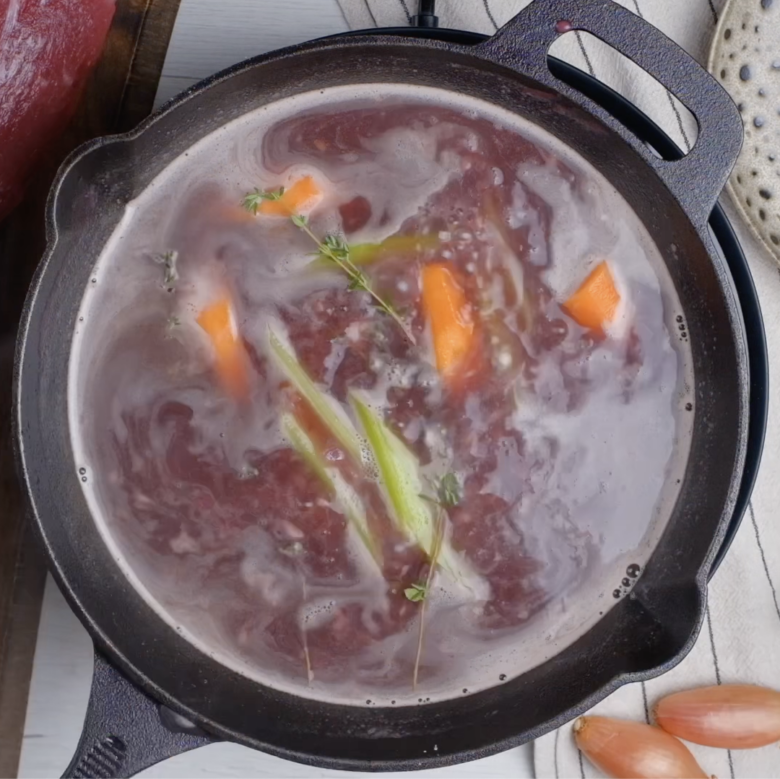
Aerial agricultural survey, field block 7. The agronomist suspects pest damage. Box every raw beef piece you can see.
[0,0,115,221]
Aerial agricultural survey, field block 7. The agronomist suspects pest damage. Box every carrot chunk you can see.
[259,176,321,217]
[422,263,476,380]
[196,296,250,399]
[563,261,621,333]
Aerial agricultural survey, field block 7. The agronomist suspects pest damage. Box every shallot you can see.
[655,684,780,749]
[573,715,707,779]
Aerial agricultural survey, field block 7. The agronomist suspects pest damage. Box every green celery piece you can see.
[310,234,440,269]
[351,396,437,556]
[268,327,362,463]
[346,243,383,266]
[351,396,481,592]
[351,234,440,265]
[282,412,331,486]
[282,413,380,568]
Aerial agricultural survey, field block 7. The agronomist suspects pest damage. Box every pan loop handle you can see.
[474,0,743,228]
[62,652,213,779]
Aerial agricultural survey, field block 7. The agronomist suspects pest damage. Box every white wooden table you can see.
[18,2,535,776]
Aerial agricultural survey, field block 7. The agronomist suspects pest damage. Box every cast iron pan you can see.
[14,1,767,776]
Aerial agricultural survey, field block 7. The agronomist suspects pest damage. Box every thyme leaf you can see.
[242,186,285,214]
[155,250,179,288]
[404,583,427,603]
[419,472,461,510]
[437,472,461,508]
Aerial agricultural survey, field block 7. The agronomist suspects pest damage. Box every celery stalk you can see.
[351,396,436,556]
[268,327,362,463]
[282,413,380,569]
[351,234,440,266]
[282,412,331,486]
[309,234,440,269]
[350,396,483,594]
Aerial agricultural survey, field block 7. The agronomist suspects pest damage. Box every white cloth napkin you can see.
[337,1,780,777]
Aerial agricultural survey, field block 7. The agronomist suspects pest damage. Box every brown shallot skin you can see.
[573,716,707,779]
[655,684,780,749]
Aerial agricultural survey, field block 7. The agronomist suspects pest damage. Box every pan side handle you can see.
[62,652,213,779]
[474,0,743,229]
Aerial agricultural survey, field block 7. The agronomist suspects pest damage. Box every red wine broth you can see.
[69,85,692,704]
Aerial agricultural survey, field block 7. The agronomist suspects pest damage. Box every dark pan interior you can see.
[16,35,748,770]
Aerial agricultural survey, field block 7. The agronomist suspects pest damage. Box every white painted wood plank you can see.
[137,742,533,779]
[160,0,348,80]
[18,577,92,779]
[154,0,349,109]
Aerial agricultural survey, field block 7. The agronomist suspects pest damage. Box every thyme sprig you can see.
[407,471,461,689]
[242,187,282,215]
[407,472,461,604]
[242,188,415,343]
[154,250,179,289]
[411,506,447,689]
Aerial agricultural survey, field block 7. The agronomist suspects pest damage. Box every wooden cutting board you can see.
[0,2,180,775]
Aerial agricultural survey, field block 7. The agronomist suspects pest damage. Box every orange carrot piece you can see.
[563,261,621,333]
[196,296,250,399]
[259,176,321,217]
[422,263,477,380]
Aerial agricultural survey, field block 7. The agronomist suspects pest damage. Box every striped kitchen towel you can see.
[337,1,780,776]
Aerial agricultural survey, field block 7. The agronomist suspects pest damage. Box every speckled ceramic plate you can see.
[709,0,780,262]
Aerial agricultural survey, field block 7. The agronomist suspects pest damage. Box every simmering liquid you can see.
[70,85,692,705]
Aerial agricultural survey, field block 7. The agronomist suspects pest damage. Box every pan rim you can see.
[13,29,756,771]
